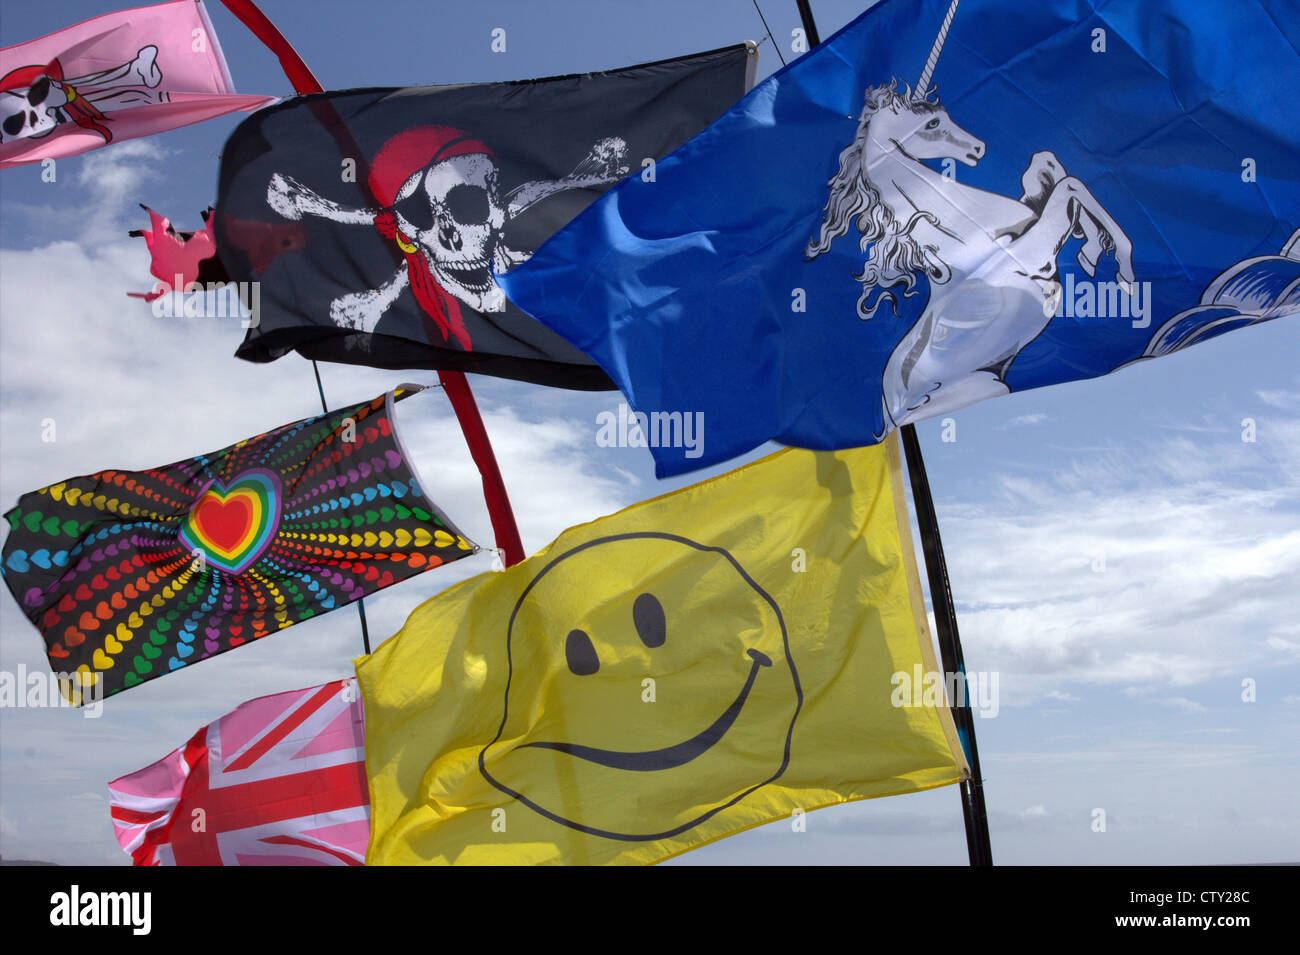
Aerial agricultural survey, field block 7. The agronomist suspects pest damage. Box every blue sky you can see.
[1,0,1297,865]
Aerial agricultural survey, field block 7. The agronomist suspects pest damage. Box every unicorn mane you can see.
[804,78,943,320]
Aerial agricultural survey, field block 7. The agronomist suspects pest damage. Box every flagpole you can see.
[217,0,527,571]
[439,371,524,566]
[310,361,372,653]
[899,426,993,866]
[790,0,993,866]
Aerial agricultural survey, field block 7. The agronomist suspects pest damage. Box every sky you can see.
[0,0,1297,866]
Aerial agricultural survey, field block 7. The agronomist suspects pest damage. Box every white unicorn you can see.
[805,0,1135,431]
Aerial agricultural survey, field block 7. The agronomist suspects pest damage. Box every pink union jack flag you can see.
[109,678,369,865]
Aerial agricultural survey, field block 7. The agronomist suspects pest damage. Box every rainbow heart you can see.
[178,469,281,575]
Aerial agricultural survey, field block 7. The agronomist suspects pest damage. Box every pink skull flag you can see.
[0,0,275,169]
[0,386,476,701]
[109,678,370,865]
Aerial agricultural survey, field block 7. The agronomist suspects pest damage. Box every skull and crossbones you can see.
[266,125,629,348]
[0,46,165,143]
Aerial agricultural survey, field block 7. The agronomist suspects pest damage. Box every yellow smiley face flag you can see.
[356,437,968,865]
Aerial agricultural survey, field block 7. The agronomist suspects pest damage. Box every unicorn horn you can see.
[915,0,961,100]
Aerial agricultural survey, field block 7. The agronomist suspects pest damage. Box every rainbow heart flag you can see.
[0,386,475,701]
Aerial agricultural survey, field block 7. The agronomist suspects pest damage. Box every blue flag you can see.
[498,0,1300,476]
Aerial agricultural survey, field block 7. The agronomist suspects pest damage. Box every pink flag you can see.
[125,203,308,299]
[0,0,275,169]
[108,679,370,865]
[126,205,224,300]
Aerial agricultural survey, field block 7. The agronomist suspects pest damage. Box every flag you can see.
[0,386,476,701]
[126,202,308,304]
[497,0,1300,476]
[109,678,369,865]
[215,43,754,390]
[127,205,232,301]
[0,0,275,169]
[357,438,968,865]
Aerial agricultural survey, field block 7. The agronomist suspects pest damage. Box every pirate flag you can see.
[0,0,274,169]
[0,386,476,702]
[215,44,753,390]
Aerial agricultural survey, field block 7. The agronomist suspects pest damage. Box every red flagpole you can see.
[217,0,323,94]
[217,0,527,568]
[439,371,524,566]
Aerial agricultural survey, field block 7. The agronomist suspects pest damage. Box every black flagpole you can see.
[789,0,993,866]
[900,426,993,866]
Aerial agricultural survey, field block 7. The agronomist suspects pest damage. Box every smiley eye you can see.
[565,628,599,676]
[633,593,666,648]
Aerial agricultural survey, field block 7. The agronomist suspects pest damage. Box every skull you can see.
[391,152,508,313]
[0,76,68,142]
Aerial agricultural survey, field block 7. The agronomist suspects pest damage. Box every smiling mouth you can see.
[518,648,772,772]
[437,261,494,294]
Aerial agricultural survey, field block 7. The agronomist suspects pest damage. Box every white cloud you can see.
[77,140,167,196]
[1256,387,1300,411]
[998,412,1049,428]
[925,419,1300,704]
[1043,689,1079,703]
[1124,688,1208,714]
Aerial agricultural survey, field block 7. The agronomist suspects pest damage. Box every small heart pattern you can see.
[0,387,475,702]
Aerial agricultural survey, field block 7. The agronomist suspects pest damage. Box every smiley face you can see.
[478,532,801,841]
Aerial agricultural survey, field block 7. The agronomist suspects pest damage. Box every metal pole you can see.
[795,0,821,45]
[901,424,993,866]
[311,361,372,653]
